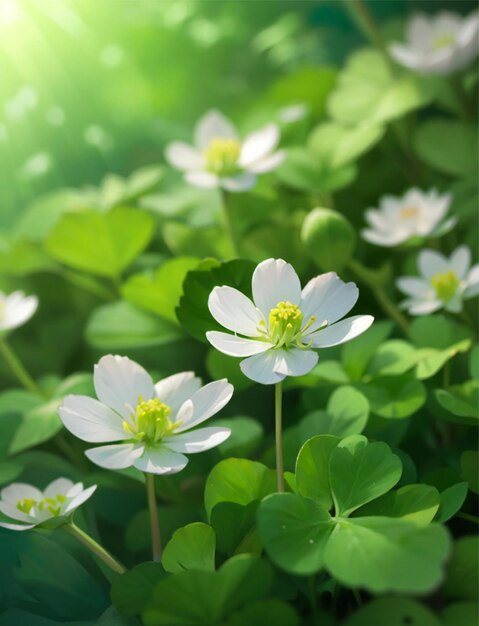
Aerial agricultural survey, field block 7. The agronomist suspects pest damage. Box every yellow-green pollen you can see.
[123,396,179,444]
[17,493,67,517]
[262,301,316,348]
[400,206,419,220]
[431,270,459,301]
[432,33,455,51]
[203,137,241,176]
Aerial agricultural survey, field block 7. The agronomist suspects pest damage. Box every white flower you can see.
[165,110,285,192]
[0,291,38,333]
[0,478,96,531]
[361,188,456,248]
[389,11,479,75]
[396,245,479,315]
[59,356,233,475]
[206,258,374,385]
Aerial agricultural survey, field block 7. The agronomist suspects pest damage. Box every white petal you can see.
[239,124,279,166]
[208,286,264,336]
[361,228,408,247]
[133,446,188,475]
[0,501,35,523]
[65,485,97,514]
[85,443,144,470]
[244,150,286,174]
[174,379,233,432]
[464,264,479,298]
[221,172,257,192]
[239,350,285,385]
[450,245,471,279]
[252,258,302,319]
[184,171,219,189]
[94,355,155,419]
[311,315,374,348]
[195,110,237,149]
[406,298,443,315]
[389,43,425,72]
[0,293,38,331]
[1,483,42,504]
[273,349,318,377]
[164,426,231,453]
[408,13,434,49]
[59,395,126,443]
[300,273,359,331]
[418,249,449,280]
[165,142,203,171]
[155,372,202,416]
[0,521,35,531]
[206,331,273,357]
[43,478,75,499]
[396,277,431,297]
[445,294,463,314]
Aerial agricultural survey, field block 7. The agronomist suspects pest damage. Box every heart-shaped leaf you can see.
[162,523,216,574]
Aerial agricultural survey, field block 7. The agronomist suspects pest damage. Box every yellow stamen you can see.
[432,33,455,51]
[17,498,36,514]
[123,396,179,444]
[400,206,419,220]
[431,270,459,301]
[203,138,241,175]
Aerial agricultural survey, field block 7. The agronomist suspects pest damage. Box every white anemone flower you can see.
[165,110,285,192]
[206,258,374,385]
[0,478,96,531]
[59,356,233,475]
[0,291,38,333]
[396,246,479,315]
[361,188,456,248]
[389,11,479,75]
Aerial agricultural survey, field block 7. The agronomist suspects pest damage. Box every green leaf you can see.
[342,321,393,381]
[444,536,478,601]
[121,257,199,324]
[442,602,477,626]
[210,502,260,557]
[356,484,440,525]
[328,49,432,125]
[0,460,23,486]
[226,599,299,626]
[469,345,479,380]
[303,386,369,438]
[0,239,57,276]
[343,597,441,626]
[163,222,231,259]
[213,417,263,458]
[206,350,254,392]
[205,458,276,520]
[461,450,479,494]
[45,207,154,278]
[360,375,426,419]
[413,119,478,177]
[434,381,479,423]
[162,523,216,574]
[409,315,473,350]
[295,435,340,510]
[309,120,385,167]
[176,259,256,343]
[324,517,450,593]
[111,562,165,616]
[435,482,468,523]
[86,301,180,349]
[329,435,402,516]
[143,555,273,626]
[257,493,334,576]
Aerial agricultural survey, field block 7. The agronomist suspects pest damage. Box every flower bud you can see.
[301,207,356,272]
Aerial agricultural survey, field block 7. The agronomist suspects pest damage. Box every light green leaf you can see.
[45,207,154,278]
[86,301,181,349]
[309,120,385,167]
[356,484,440,525]
[343,597,441,626]
[360,375,426,419]
[330,435,402,516]
[162,523,216,574]
[204,458,276,520]
[435,482,468,523]
[434,381,479,423]
[295,435,340,510]
[342,321,393,381]
[409,315,473,350]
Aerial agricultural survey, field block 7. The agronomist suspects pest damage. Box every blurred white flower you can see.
[0,478,96,531]
[59,355,233,475]
[207,258,373,385]
[0,291,38,333]
[278,103,309,123]
[397,246,479,315]
[389,11,479,74]
[165,110,285,192]
[361,188,456,247]
[22,152,52,178]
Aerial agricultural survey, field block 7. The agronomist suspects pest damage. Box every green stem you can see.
[345,0,390,63]
[0,338,43,396]
[65,522,126,575]
[221,189,240,258]
[348,258,409,334]
[145,472,162,561]
[274,382,285,493]
[457,512,479,525]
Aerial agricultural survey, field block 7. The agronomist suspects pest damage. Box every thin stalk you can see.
[348,258,409,334]
[0,339,43,396]
[274,382,285,493]
[221,188,240,257]
[456,512,479,525]
[65,522,126,575]
[308,574,318,615]
[145,472,162,561]
[345,0,390,63]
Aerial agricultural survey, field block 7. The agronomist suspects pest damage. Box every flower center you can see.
[17,497,37,514]
[431,270,459,301]
[17,494,66,517]
[203,137,241,175]
[400,206,419,220]
[123,396,178,444]
[266,301,309,348]
[432,33,455,51]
